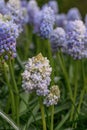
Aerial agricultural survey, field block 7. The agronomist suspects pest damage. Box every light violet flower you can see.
[22,53,52,96]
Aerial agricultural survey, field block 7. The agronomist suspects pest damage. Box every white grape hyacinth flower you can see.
[22,53,52,96]
[43,85,60,107]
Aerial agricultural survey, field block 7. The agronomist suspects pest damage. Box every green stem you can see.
[75,60,86,119]
[46,40,54,85]
[16,54,24,70]
[0,110,19,130]
[36,36,41,54]
[5,94,11,113]
[8,59,19,125]
[3,63,15,119]
[39,98,46,130]
[70,61,78,121]
[24,25,32,59]
[50,105,54,130]
[57,52,73,101]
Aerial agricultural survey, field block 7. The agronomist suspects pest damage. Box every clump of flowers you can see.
[0,14,19,62]
[48,0,59,14]
[39,6,55,39]
[27,0,40,24]
[67,7,81,21]
[22,53,52,96]
[65,20,87,59]
[6,0,28,33]
[55,14,67,28]
[43,85,60,107]
[33,10,42,33]
[49,27,66,52]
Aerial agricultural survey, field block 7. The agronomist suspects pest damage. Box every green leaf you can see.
[0,109,20,130]
[55,111,71,130]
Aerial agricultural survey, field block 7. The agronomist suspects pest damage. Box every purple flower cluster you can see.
[50,27,66,52]
[65,20,87,59]
[0,15,19,61]
[40,21,53,39]
[27,0,87,60]
[49,19,87,60]
[0,0,87,61]
[48,0,58,14]
[55,8,81,29]
[0,0,28,33]
[27,0,40,25]
[0,0,29,62]
[27,0,56,38]
[67,8,81,21]
[6,0,28,33]
[39,6,55,39]
[55,14,67,29]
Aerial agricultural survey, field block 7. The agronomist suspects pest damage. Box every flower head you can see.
[50,27,66,52]
[48,0,58,14]
[33,10,42,33]
[56,14,67,28]
[65,20,87,59]
[22,53,52,96]
[41,6,55,25]
[43,85,60,107]
[27,0,39,24]
[39,6,55,38]
[67,8,81,21]
[40,21,53,39]
[6,0,28,33]
[0,14,19,61]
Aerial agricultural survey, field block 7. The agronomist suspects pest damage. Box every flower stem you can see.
[24,25,31,59]
[39,97,46,130]
[75,60,86,120]
[46,40,54,85]
[57,52,73,101]
[36,36,41,54]
[3,63,15,120]
[70,61,78,121]
[50,105,54,130]
[8,59,19,125]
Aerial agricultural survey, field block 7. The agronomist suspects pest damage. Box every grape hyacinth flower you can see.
[0,14,19,61]
[43,85,60,107]
[41,6,55,26]
[67,8,81,21]
[40,21,53,39]
[55,14,67,29]
[7,0,28,33]
[49,27,66,52]
[22,53,52,96]
[27,0,40,24]
[65,20,87,59]
[33,10,42,33]
[48,0,59,14]
[39,6,55,39]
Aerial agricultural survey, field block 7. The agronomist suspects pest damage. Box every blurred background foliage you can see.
[37,0,87,18]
